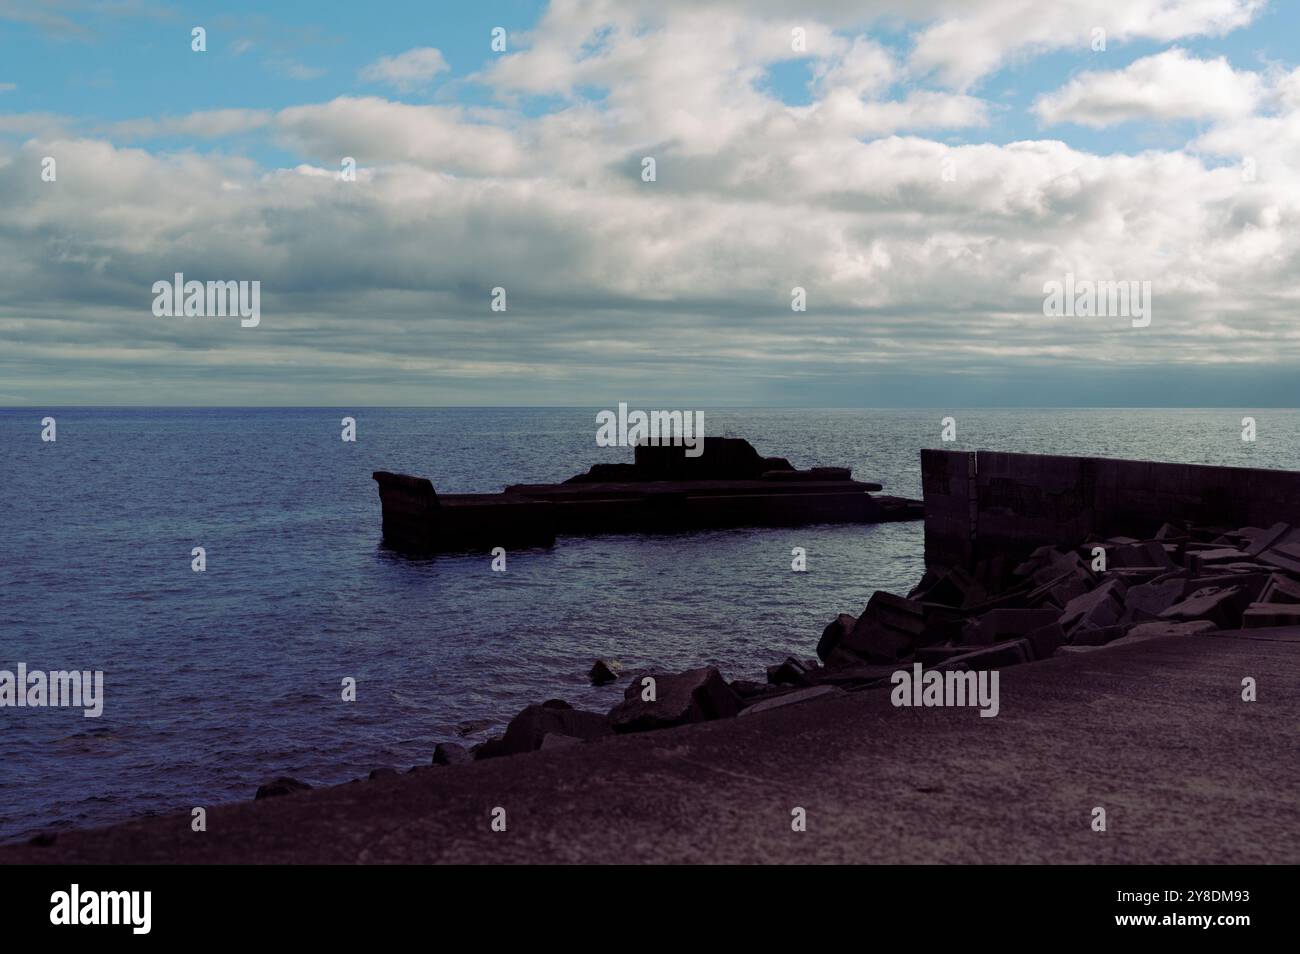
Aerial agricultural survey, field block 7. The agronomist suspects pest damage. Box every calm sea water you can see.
[2,407,1298,841]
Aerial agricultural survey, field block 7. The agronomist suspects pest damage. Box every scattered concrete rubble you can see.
[806,520,1300,686]
[253,516,1300,792]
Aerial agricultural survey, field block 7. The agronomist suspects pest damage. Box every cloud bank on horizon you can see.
[0,0,1297,406]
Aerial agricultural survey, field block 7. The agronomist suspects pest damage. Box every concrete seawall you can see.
[922,449,1300,570]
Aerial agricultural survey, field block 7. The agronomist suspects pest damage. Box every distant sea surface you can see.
[3,407,1299,841]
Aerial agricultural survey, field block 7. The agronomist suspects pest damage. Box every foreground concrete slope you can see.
[4,630,1297,865]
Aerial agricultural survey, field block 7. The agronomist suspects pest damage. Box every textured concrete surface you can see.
[4,629,1297,864]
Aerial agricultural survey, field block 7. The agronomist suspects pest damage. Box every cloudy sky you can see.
[1,0,1298,406]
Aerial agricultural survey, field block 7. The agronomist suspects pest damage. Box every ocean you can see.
[2,407,1297,841]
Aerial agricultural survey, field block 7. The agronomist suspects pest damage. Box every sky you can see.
[1,0,1298,406]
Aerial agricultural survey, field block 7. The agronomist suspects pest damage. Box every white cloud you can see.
[1034,48,1264,127]
[908,0,1264,89]
[359,47,450,92]
[0,0,1295,404]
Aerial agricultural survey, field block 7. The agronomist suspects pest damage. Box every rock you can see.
[432,742,471,766]
[1025,568,1089,609]
[1031,551,1090,587]
[919,604,967,645]
[1159,585,1249,629]
[1024,621,1066,660]
[472,736,511,761]
[729,679,781,701]
[739,685,842,717]
[921,566,982,608]
[814,662,899,686]
[839,591,925,663]
[589,660,619,686]
[1260,550,1300,576]
[1124,620,1216,640]
[767,656,813,687]
[1186,572,1270,603]
[368,767,399,780]
[1119,578,1185,623]
[255,776,312,800]
[539,733,583,750]
[1189,547,1251,567]
[1243,603,1300,628]
[499,702,611,755]
[816,613,857,662]
[609,666,741,733]
[907,568,942,600]
[1058,578,1128,633]
[935,638,1032,670]
[1261,574,1300,603]
[966,608,1060,646]
[1107,540,1174,570]
[1241,522,1291,557]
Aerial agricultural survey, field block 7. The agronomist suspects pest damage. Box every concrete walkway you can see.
[5,628,1298,864]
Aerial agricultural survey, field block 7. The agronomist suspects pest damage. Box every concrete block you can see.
[1243,602,1300,628]
[936,638,1032,670]
[969,608,1060,646]
[1159,585,1249,629]
[1024,622,1066,660]
[610,667,741,733]
[739,685,842,717]
[1260,574,1300,604]
[840,592,925,663]
[1120,578,1185,623]
[1059,578,1128,633]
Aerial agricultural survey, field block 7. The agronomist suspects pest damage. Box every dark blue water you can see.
[2,407,1297,841]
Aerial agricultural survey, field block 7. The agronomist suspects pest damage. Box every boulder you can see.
[767,656,813,687]
[1025,568,1090,609]
[589,659,619,686]
[432,742,471,766]
[839,591,925,663]
[254,776,312,800]
[1189,547,1251,567]
[813,662,899,686]
[1119,578,1185,623]
[609,666,741,733]
[935,638,1032,671]
[739,685,841,717]
[1260,574,1300,603]
[919,566,982,608]
[1024,621,1066,660]
[539,733,583,750]
[1241,522,1291,557]
[1058,578,1128,633]
[1243,603,1300,628]
[966,608,1060,646]
[816,613,857,662]
[729,679,782,701]
[472,737,512,761]
[368,767,399,781]
[1159,585,1249,629]
[499,702,611,755]
[1102,541,1171,570]
[1124,620,1216,640]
